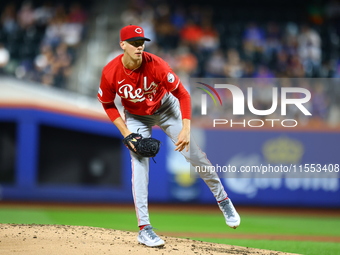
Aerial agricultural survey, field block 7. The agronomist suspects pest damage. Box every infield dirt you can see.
[0,223,299,255]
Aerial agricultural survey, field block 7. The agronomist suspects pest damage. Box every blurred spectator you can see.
[34,44,55,86]
[282,22,299,56]
[273,51,289,77]
[155,2,170,19]
[61,21,84,47]
[204,49,225,78]
[154,16,178,50]
[120,7,140,26]
[68,2,87,23]
[34,1,54,27]
[242,61,255,77]
[43,16,64,48]
[52,42,73,88]
[17,1,35,29]
[0,43,10,73]
[33,42,73,88]
[197,18,220,53]
[242,22,265,49]
[287,55,305,77]
[242,22,266,66]
[139,5,156,45]
[297,24,322,77]
[263,22,282,65]
[62,3,87,48]
[253,65,275,78]
[106,48,123,64]
[1,3,19,34]
[224,48,244,78]
[170,5,186,30]
[333,60,340,77]
[0,0,90,89]
[312,82,330,120]
[174,45,198,75]
[180,19,203,45]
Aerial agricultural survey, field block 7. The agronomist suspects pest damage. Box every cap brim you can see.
[125,37,151,42]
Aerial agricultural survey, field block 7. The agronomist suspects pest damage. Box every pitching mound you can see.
[0,224,298,255]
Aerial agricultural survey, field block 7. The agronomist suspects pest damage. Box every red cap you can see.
[120,25,151,42]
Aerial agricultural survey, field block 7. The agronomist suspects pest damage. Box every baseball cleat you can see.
[218,198,241,229]
[137,225,165,247]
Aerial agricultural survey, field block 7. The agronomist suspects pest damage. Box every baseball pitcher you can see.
[97,25,241,247]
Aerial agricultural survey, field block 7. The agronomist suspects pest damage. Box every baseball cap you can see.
[120,25,151,42]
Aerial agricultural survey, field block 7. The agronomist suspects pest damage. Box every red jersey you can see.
[98,52,181,118]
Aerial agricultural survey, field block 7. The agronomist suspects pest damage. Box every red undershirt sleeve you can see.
[102,102,121,122]
[170,83,191,120]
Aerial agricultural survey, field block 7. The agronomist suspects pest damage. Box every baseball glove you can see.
[123,133,161,158]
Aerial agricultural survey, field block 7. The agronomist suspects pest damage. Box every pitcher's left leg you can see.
[158,97,240,228]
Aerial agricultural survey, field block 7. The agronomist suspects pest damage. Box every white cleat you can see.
[137,225,165,247]
[218,198,241,229]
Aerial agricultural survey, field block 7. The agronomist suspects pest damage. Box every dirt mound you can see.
[0,224,299,255]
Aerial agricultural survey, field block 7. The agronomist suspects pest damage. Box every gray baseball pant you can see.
[125,93,227,226]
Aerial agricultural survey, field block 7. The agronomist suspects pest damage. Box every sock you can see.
[139,224,150,230]
[218,197,229,203]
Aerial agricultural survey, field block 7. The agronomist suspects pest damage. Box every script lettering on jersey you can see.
[119,84,145,102]
[118,76,158,103]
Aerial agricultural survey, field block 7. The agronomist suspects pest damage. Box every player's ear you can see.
[120,41,126,50]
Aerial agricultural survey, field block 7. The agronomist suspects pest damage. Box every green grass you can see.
[0,206,339,255]
[0,208,138,231]
[192,238,340,255]
[149,212,340,236]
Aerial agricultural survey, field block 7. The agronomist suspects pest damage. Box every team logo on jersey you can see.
[167,72,175,83]
[135,28,142,34]
[118,77,158,103]
[98,87,103,97]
